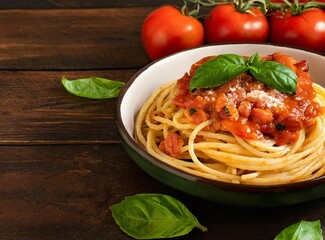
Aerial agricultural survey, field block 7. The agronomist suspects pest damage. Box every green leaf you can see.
[189,53,298,94]
[189,54,248,91]
[248,59,297,94]
[61,76,124,99]
[110,193,207,239]
[274,220,323,240]
[247,52,261,66]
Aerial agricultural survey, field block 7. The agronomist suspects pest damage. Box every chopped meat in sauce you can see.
[172,53,324,145]
[159,133,184,157]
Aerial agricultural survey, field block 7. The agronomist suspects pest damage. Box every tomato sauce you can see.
[173,53,324,145]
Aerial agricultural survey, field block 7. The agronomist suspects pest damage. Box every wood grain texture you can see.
[0,70,135,144]
[0,0,180,9]
[1,2,325,240]
[1,144,325,240]
[0,8,152,70]
[0,144,168,240]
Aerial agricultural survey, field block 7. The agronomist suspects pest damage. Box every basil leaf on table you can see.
[274,220,323,240]
[190,53,298,94]
[61,76,124,99]
[190,54,248,91]
[110,193,207,239]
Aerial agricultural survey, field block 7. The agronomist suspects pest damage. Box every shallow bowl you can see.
[116,43,325,207]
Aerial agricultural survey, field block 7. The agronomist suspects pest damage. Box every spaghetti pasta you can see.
[135,53,325,185]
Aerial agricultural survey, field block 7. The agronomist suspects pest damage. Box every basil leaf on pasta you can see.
[248,57,297,94]
[110,193,207,239]
[190,54,248,91]
[189,53,298,94]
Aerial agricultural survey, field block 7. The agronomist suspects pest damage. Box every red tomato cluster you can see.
[141,3,325,61]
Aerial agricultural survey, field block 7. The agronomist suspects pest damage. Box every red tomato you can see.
[204,4,269,43]
[141,5,204,61]
[269,8,325,52]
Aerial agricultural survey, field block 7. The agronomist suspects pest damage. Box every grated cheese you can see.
[246,90,284,108]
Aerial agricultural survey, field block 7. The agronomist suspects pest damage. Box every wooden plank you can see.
[0,70,136,145]
[0,144,171,240]
[0,8,154,70]
[0,0,180,9]
[1,144,325,239]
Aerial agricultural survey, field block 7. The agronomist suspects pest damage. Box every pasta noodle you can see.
[135,53,325,185]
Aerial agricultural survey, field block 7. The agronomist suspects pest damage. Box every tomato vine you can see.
[141,0,325,60]
[181,0,325,17]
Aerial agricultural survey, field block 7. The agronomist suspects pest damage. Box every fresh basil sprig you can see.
[274,220,323,240]
[110,193,207,239]
[190,53,298,94]
[61,76,124,99]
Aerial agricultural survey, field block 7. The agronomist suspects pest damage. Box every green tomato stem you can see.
[181,0,325,18]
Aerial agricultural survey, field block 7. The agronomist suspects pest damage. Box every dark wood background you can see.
[0,0,177,9]
[1,1,325,239]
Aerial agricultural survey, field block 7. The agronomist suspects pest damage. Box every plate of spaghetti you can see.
[116,43,325,206]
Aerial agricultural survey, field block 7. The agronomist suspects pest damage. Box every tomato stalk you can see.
[182,0,268,18]
[284,0,308,15]
[235,0,268,13]
[181,0,220,17]
[182,0,325,17]
[268,0,325,15]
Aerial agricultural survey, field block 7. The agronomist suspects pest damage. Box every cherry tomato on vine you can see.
[204,4,269,43]
[141,5,204,61]
[269,8,325,52]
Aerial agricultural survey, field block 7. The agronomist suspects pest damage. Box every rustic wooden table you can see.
[1,1,325,239]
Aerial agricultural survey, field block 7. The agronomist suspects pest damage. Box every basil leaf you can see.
[248,59,297,94]
[274,220,323,240]
[110,193,207,239]
[189,53,298,94]
[61,76,124,99]
[247,52,261,66]
[190,54,248,91]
